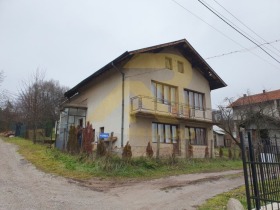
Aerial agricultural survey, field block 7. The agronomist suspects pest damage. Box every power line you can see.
[212,0,280,56]
[201,0,280,59]
[206,39,280,59]
[171,0,280,71]
[198,0,280,64]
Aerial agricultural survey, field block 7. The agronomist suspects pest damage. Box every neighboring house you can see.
[231,89,280,144]
[57,39,226,158]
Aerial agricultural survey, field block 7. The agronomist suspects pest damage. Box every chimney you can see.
[263,90,266,94]
[243,94,247,97]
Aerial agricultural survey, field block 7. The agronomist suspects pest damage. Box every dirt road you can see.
[0,138,244,210]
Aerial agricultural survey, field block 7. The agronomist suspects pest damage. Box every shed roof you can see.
[65,39,227,98]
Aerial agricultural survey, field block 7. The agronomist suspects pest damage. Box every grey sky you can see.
[1,0,280,108]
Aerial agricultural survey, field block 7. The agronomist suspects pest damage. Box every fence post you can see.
[156,135,160,159]
[240,132,252,210]
[248,132,261,210]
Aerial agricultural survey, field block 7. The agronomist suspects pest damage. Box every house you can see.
[57,39,226,158]
[231,89,280,144]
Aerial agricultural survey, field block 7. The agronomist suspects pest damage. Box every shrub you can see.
[228,148,233,159]
[82,122,93,155]
[219,146,223,158]
[96,140,107,158]
[146,141,153,158]
[122,141,132,159]
[67,125,79,154]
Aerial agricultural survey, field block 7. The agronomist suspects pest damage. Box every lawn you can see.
[3,137,243,180]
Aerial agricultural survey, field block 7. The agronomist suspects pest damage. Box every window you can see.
[184,89,204,110]
[165,57,172,70]
[152,122,178,143]
[177,61,184,73]
[152,81,177,104]
[185,127,206,145]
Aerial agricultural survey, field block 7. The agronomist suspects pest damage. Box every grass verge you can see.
[198,185,247,210]
[3,137,243,180]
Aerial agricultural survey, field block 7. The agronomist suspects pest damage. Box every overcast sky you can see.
[1,0,280,108]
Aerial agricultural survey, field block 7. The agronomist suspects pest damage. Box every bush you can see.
[82,122,93,155]
[67,125,79,154]
[188,144,193,158]
[228,148,233,159]
[122,141,132,159]
[96,140,107,158]
[146,141,153,158]
[219,147,223,158]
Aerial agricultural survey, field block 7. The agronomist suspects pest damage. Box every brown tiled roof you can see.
[231,89,280,107]
[65,39,227,98]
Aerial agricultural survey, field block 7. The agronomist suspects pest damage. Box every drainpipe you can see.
[111,62,125,147]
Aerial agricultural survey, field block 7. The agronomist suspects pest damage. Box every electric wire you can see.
[212,0,280,56]
[198,0,280,64]
[171,0,280,70]
[205,39,280,60]
[201,0,280,59]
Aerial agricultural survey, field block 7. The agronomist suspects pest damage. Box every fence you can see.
[241,131,280,210]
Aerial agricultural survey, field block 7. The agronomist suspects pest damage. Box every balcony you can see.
[130,95,213,122]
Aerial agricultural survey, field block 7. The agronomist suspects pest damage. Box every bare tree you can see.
[216,94,280,148]
[18,70,67,143]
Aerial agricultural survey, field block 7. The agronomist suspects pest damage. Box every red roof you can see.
[231,89,280,107]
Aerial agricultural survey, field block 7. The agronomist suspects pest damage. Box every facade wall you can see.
[64,69,130,148]
[125,51,214,157]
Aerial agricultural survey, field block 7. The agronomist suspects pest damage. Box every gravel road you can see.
[0,138,244,210]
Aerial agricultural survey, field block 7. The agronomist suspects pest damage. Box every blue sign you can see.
[99,133,109,139]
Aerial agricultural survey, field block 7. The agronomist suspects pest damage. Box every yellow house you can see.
[58,39,226,158]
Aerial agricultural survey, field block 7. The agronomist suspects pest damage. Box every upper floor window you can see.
[185,127,206,145]
[152,81,177,104]
[177,61,184,73]
[184,89,204,110]
[165,57,172,70]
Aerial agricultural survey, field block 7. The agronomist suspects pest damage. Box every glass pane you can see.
[194,93,199,109]
[152,123,157,143]
[184,91,189,105]
[199,94,203,110]
[171,87,176,103]
[165,124,171,143]
[151,82,156,98]
[158,124,164,143]
[201,129,205,144]
[157,84,163,101]
[68,108,77,115]
[196,128,201,144]
[164,85,170,104]
[189,92,194,108]
[190,128,195,144]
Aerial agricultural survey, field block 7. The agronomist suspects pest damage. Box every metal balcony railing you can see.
[130,95,212,122]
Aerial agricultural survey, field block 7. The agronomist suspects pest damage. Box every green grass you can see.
[198,185,247,210]
[3,137,243,180]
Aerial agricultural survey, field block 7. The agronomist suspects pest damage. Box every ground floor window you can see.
[185,127,206,145]
[152,122,177,143]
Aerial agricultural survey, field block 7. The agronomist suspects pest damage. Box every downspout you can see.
[111,62,125,147]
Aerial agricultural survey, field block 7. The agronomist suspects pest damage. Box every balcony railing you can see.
[130,95,212,122]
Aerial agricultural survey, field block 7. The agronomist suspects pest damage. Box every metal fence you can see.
[241,132,280,210]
